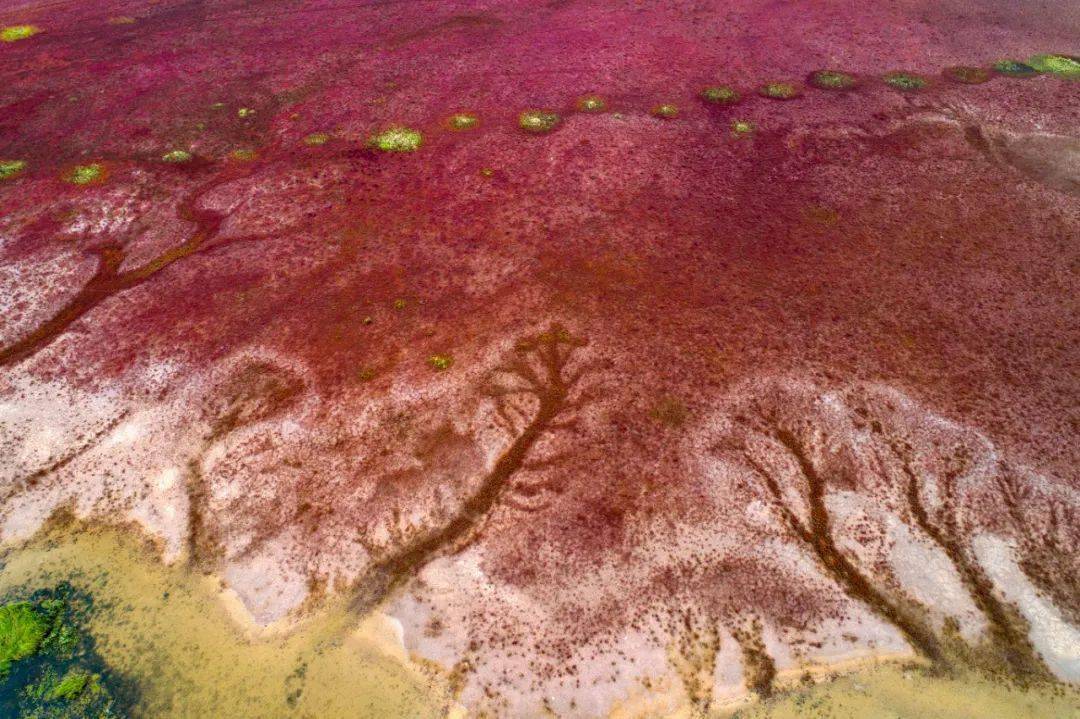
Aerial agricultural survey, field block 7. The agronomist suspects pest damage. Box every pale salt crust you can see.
[0,251,96,347]
[1,362,1078,717]
[975,535,1080,679]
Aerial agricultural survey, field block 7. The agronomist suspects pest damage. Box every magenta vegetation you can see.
[1,0,1078,716]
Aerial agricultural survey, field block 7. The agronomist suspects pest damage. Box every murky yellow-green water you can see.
[3,521,1077,719]
[0,522,446,719]
[725,665,1078,719]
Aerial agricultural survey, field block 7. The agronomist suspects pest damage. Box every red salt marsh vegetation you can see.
[1,0,1078,716]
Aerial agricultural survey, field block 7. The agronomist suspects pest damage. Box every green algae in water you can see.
[1,584,129,719]
[993,59,1039,77]
[700,85,740,104]
[63,165,105,185]
[884,71,929,91]
[0,159,27,180]
[21,666,114,719]
[369,126,423,152]
[0,524,447,719]
[0,604,46,674]
[1028,54,1080,78]
[809,70,857,90]
[758,82,802,99]
[1,25,40,42]
[519,110,561,134]
[39,669,92,701]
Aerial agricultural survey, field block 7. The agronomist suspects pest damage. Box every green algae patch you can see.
[446,112,479,130]
[0,160,27,181]
[303,132,331,146]
[650,103,679,119]
[884,71,930,91]
[0,603,46,674]
[40,668,92,700]
[1,25,41,42]
[808,70,857,90]
[62,164,106,186]
[700,85,740,104]
[16,663,116,718]
[758,82,802,99]
[0,523,448,719]
[161,150,193,163]
[576,94,607,112]
[230,149,257,162]
[237,107,254,118]
[428,354,453,371]
[519,109,561,134]
[369,126,423,152]
[944,66,991,84]
[1028,54,1080,78]
[730,119,756,138]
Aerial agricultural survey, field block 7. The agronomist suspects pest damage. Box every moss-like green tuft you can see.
[1028,54,1080,78]
[808,70,857,90]
[518,110,561,134]
[730,119,756,138]
[0,602,46,674]
[758,82,802,99]
[447,112,479,130]
[0,159,27,180]
[1,25,41,42]
[370,127,423,152]
[883,72,929,91]
[62,164,106,185]
[161,150,193,163]
[650,103,679,119]
[427,354,453,371]
[576,94,607,112]
[700,85,740,104]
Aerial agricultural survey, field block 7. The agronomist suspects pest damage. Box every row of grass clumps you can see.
[299,53,1080,154]
[0,53,1075,180]
[1,583,133,718]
